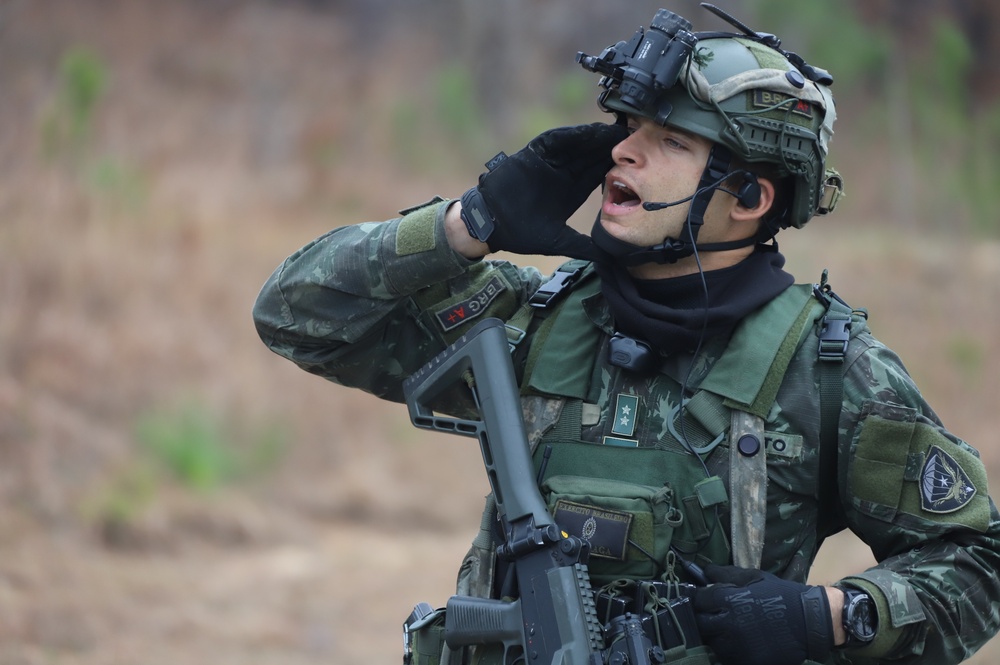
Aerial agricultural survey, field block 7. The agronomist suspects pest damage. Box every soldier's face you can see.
[599,115,733,255]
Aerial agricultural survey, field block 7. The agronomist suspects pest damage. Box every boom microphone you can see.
[641,171,761,212]
[642,193,696,211]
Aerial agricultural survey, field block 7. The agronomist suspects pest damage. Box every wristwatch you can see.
[837,585,878,648]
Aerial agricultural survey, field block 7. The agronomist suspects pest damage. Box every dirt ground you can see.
[2,2,1000,664]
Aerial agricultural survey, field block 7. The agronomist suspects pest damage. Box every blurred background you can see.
[2,0,1000,663]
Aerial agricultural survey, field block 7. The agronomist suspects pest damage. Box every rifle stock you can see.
[403,318,605,665]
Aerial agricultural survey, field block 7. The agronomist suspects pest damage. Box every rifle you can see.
[403,317,667,665]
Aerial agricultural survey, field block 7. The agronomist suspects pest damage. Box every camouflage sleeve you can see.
[252,198,544,403]
[835,333,1000,663]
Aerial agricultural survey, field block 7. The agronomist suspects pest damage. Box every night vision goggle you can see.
[576,3,834,123]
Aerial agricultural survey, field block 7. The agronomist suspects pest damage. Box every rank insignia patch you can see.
[611,393,639,437]
[920,445,977,514]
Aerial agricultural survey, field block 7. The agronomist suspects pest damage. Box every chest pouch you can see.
[534,439,731,582]
[541,474,682,586]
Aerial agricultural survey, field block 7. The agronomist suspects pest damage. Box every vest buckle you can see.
[818,315,850,362]
[529,266,585,309]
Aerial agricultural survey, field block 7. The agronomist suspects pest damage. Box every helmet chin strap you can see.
[592,145,757,266]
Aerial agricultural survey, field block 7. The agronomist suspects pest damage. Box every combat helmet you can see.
[579,3,844,264]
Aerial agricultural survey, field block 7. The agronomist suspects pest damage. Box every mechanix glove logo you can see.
[920,445,978,514]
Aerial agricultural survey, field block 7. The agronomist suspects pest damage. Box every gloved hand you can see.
[693,564,834,665]
[459,122,628,260]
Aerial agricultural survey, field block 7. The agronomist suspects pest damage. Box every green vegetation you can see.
[386,63,599,172]
[434,63,487,146]
[41,47,107,161]
[515,72,598,144]
[947,335,986,384]
[86,157,149,215]
[752,0,1000,234]
[135,401,285,492]
[751,0,890,88]
[379,4,998,236]
[41,46,150,215]
[83,402,285,543]
[909,20,1000,233]
[137,404,235,491]
[84,462,159,537]
[386,63,491,170]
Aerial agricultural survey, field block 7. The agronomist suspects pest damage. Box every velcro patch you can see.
[554,500,632,561]
[396,205,438,256]
[764,431,803,459]
[920,445,977,514]
[603,436,639,448]
[434,275,506,331]
[752,89,814,118]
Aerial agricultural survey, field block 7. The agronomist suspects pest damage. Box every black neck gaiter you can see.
[594,246,794,354]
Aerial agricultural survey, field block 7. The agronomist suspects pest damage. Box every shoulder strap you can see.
[503,260,592,383]
[512,262,603,399]
[505,260,589,346]
[698,284,817,415]
[813,273,861,541]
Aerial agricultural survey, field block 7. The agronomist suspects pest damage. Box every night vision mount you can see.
[576,3,834,120]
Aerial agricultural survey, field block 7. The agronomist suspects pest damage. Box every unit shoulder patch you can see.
[920,445,977,514]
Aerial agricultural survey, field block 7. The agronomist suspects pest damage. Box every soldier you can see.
[253,6,1000,665]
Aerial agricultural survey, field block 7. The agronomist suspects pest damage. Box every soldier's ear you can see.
[731,176,774,222]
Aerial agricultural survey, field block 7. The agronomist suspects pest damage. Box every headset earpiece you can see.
[736,171,762,209]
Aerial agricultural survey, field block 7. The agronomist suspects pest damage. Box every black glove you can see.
[693,564,834,665]
[459,122,628,260]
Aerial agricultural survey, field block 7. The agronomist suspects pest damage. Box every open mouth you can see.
[607,179,642,208]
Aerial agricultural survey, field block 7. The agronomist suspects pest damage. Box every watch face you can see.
[847,593,877,643]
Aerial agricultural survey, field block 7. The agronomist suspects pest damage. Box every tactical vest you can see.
[458,261,864,596]
[444,262,861,665]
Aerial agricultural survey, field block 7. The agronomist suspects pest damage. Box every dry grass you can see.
[1,2,999,663]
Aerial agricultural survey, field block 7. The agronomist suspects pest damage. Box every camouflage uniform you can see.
[253,199,1000,664]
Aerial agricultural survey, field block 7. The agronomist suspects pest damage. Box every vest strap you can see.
[814,278,857,540]
[522,267,602,399]
[729,410,768,569]
[505,261,591,370]
[546,398,583,442]
[685,391,730,437]
[505,301,534,352]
